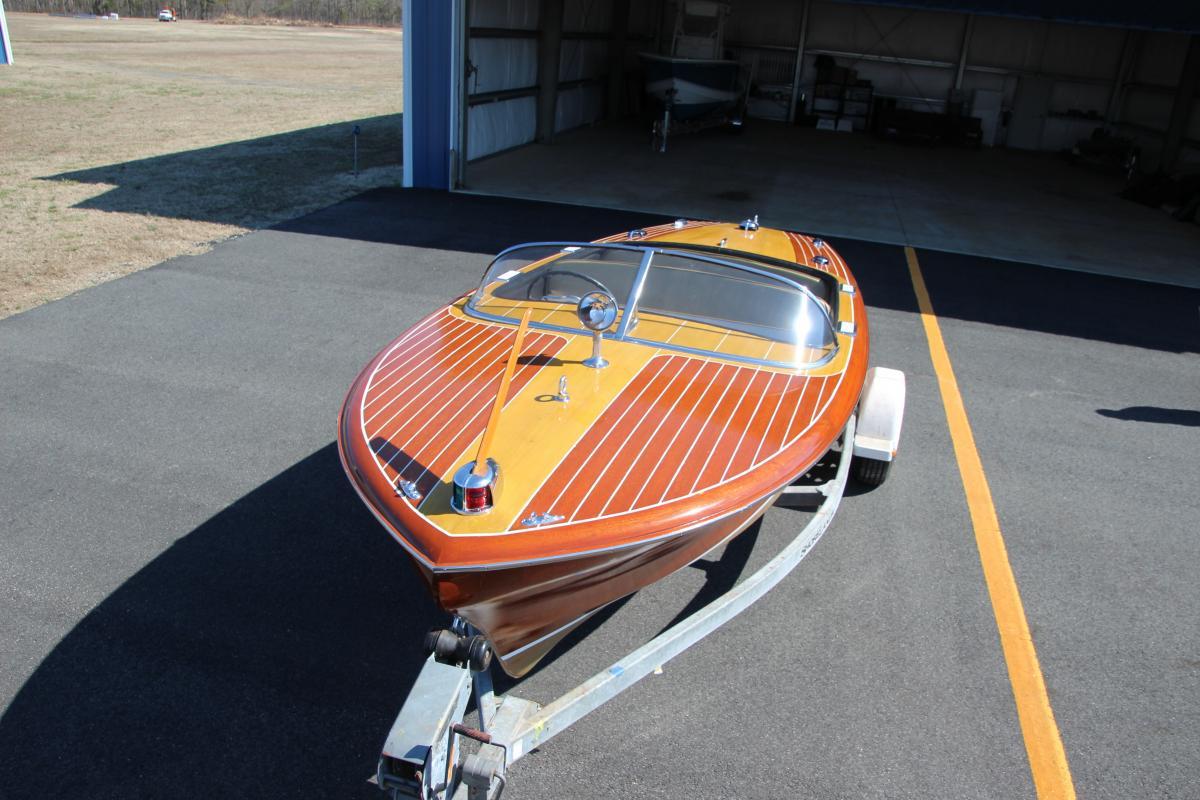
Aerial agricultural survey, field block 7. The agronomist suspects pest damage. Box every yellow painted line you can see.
[905,247,1076,800]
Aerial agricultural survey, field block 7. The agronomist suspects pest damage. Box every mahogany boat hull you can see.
[337,221,869,677]
[415,493,776,676]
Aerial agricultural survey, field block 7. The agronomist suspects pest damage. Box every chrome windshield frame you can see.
[467,241,839,369]
[615,247,656,339]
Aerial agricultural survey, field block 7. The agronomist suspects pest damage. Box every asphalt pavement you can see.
[1,189,1196,799]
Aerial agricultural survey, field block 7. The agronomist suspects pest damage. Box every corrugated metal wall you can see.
[455,0,1198,168]
[788,1,1197,167]
[556,0,610,134]
[467,0,636,161]
[466,0,539,160]
[1122,31,1199,166]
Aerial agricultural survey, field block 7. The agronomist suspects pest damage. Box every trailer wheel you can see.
[852,456,890,487]
[852,367,905,489]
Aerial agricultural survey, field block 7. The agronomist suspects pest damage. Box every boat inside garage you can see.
[407,0,1200,286]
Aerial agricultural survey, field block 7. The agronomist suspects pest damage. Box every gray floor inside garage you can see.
[467,120,1200,289]
[1,189,1198,799]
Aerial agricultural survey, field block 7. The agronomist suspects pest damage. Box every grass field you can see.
[0,13,404,318]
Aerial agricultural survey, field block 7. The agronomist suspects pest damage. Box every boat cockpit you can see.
[465,241,841,369]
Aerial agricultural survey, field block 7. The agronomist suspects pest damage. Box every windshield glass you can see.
[469,245,644,334]
[466,244,837,368]
[628,252,835,366]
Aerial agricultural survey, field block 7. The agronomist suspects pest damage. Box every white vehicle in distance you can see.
[158,8,175,21]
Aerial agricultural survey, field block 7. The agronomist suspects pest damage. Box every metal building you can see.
[401,1,1200,284]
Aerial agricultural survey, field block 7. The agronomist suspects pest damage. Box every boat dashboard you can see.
[465,241,843,370]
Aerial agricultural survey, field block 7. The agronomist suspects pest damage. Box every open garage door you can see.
[409,0,1200,286]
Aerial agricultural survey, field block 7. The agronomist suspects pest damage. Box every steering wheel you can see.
[528,269,615,302]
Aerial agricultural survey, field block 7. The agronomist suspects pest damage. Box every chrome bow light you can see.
[577,290,618,369]
[451,458,500,515]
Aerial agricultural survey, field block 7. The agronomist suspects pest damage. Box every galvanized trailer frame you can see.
[375,414,858,800]
[651,86,749,153]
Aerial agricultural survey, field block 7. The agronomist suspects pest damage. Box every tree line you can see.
[9,0,402,26]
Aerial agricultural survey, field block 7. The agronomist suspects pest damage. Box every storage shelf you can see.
[812,79,873,132]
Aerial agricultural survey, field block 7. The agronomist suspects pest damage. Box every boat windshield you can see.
[470,244,644,330]
[467,243,837,368]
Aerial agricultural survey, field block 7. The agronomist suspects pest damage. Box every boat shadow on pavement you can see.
[0,437,768,798]
[0,444,430,799]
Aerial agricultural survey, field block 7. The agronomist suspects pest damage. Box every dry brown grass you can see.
[0,13,404,318]
[210,14,340,27]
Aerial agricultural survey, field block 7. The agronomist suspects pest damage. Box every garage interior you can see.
[444,0,1200,286]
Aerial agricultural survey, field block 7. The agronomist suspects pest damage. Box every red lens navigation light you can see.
[451,459,500,515]
[463,485,493,512]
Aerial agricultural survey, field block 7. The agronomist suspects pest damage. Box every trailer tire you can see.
[852,456,890,487]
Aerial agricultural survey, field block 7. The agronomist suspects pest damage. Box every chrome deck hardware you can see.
[521,511,565,527]
[813,255,830,266]
[628,228,647,239]
[396,479,422,502]
[738,214,760,232]
[555,375,570,403]
[811,238,825,248]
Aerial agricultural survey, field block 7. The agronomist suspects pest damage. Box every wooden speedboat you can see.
[338,219,870,677]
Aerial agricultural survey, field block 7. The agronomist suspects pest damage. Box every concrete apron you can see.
[463,120,1200,289]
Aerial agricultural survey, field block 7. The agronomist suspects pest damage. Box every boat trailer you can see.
[373,379,900,798]
[650,87,749,154]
